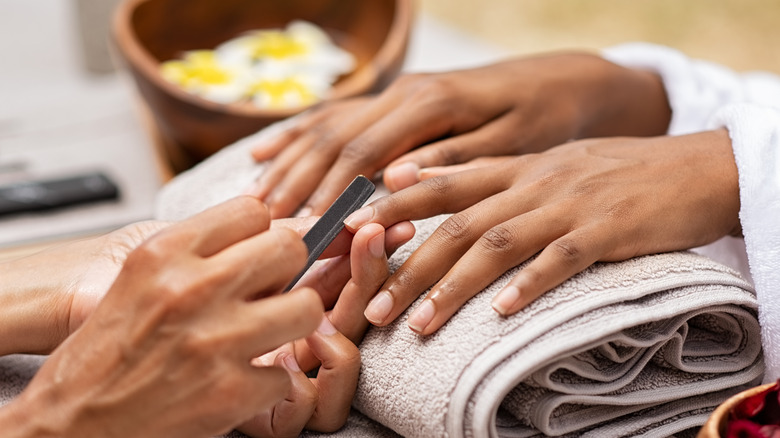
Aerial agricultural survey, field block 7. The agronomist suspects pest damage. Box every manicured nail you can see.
[364,291,393,324]
[368,232,385,258]
[317,315,337,336]
[282,353,301,372]
[492,285,521,316]
[296,206,313,218]
[418,166,447,181]
[408,299,435,333]
[344,206,374,230]
[385,162,420,192]
[242,178,267,197]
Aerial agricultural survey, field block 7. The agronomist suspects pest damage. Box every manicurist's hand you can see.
[343,129,741,335]
[0,220,170,356]
[246,52,671,218]
[0,197,325,438]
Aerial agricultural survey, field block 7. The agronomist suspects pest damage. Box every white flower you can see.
[161,21,355,109]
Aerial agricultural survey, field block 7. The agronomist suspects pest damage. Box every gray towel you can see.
[0,122,761,438]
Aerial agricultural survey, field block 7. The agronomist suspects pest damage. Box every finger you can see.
[329,224,389,343]
[237,352,318,438]
[491,227,605,316]
[261,97,397,218]
[236,364,292,421]
[303,102,458,216]
[266,143,346,218]
[250,132,321,202]
[296,220,415,311]
[176,196,271,257]
[292,221,414,371]
[241,288,324,358]
[383,116,520,191]
[250,109,332,162]
[406,206,569,335]
[304,316,361,433]
[361,190,534,327]
[214,227,308,297]
[417,156,514,181]
[271,216,353,260]
[344,165,514,232]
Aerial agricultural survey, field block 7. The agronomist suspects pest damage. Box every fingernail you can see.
[344,206,374,230]
[492,285,521,316]
[317,315,337,336]
[364,291,393,324]
[408,299,435,333]
[242,179,266,197]
[296,206,313,218]
[385,162,420,192]
[282,353,301,372]
[418,166,446,181]
[368,232,385,258]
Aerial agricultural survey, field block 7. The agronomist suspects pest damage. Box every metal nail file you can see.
[284,175,376,292]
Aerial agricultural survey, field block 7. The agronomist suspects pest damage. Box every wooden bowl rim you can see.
[111,0,413,117]
[698,382,777,438]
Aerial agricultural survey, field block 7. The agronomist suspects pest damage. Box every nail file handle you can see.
[284,175,376,292]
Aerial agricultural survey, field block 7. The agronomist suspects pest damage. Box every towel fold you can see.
[153,126,763,437]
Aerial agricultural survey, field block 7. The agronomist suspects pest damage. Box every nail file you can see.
[284,175,376,292]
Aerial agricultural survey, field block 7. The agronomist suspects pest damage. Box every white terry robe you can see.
[603,43,780,382]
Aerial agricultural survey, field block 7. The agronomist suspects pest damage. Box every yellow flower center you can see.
[161,51,233,88]
[249,78,317,108]
[244,31,309,60]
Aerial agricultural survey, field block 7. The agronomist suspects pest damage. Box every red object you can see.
[727,380,780,438]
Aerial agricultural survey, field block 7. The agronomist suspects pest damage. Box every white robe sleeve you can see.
[710,104,780,381]
[602,42,780,135]
[603,42,780,381]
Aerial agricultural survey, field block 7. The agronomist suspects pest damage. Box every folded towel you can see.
[154,125,764,437]
[337,215,762,437]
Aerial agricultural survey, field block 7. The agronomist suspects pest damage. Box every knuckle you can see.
[421,174,454,197]
[431,145,463,166]
[392,72,428,90]
[308,124,341,152]
[436,213,474,242]
[180,329,218,360]
[479,225,516,255]
[551,238,583,266]
[129,231,178,265]
[298,384,320,409]
[339,137,379,169]
[407,76,454,103]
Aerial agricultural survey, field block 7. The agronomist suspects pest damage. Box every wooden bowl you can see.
[112,0,413,172]
[697,382,777,437]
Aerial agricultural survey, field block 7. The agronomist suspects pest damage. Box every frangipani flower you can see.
[160,50,250,104]
[160,20,355,109]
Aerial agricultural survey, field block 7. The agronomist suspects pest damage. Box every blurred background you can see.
[1,0,777,253]
[422,0,780,73]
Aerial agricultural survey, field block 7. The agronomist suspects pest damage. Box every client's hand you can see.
[1,197,324,438]
[246,52,670,218]
[343,130,741,335]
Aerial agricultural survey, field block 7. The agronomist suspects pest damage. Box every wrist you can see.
[0,258,71,356]
[569,53,672,138]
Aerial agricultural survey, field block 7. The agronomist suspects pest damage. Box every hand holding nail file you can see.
[284,175,375,291]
